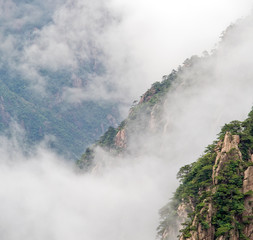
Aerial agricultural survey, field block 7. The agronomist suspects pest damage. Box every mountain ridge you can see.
[77,14,253,239]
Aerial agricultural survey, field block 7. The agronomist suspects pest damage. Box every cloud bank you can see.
[0,137,170,240]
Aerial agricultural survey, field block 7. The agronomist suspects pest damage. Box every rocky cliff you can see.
[158,111,253,239]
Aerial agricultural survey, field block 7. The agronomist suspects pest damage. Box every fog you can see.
[1,0,252,108]
[0,137,170,240]
[1,1,253,240]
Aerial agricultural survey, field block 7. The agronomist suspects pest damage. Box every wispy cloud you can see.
[1,0,252,107]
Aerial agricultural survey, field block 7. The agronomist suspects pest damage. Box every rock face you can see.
[243,154,253,239]
[184,132,242,240]
[179,201,215,240]
[161,132,253,240]
[115,129,127,149]
[212,133,242,185]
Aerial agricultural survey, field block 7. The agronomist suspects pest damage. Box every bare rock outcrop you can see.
[178,200,214,240]
[212,132,242,185]
[160,131,253,240]
[243,154,253,238]
[115,129,127,149]
[178,132,242,240]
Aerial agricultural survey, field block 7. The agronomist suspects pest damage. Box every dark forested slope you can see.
[0,0,121,158]
[0,67,120,158]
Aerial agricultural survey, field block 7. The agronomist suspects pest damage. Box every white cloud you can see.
[9,0,252,107]
[0,135,171,240]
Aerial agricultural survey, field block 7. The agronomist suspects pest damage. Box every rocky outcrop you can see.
[165,132,253,240]
[139,87,156,104]
[180,201,215,240]
[115,129,127,149]
[187,132,242,240]
[243,154,253,239]
[164,132,251,240]
[212,132,242,185]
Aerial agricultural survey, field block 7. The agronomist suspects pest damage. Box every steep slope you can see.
[0,69,120,158]
[77,68,179,169]
[157,110,253,240]
[0,0,121,158]
[77,51,215,169]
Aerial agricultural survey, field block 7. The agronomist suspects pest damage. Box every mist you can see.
[0,137,170,240]
[1,0,252,111]
[1,1,253,240]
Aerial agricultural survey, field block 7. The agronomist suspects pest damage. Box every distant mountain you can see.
[0,66,120,158]
[0,0,122,158]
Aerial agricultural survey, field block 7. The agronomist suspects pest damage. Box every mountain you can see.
[0,63,120,158]
[77,68,179,169]
[77,51,215,170]
[157,112,253,240]
[77,13,253,240]
[0,0,122,158]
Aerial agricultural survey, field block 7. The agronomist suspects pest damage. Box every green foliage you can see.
[218,120,242,140]
[175,152,246,239]
[158,109,253,239]
[176,164,193,182]
[97,126,117,148]
[138,70,177,106]
[244,190,253,197]
[77,147,95,170]
[215,224,233,237]
[159,148,216,239]
[118,120,126,130]
[78,68,179,169]
[218,110,253,161]
[239,109,253,161]
[201,220,210,230]
[175,151,216,202]
[212,157,245,238]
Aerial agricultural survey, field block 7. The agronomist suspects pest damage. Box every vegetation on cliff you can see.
[158,109,253,240]
[77,68,179,169]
